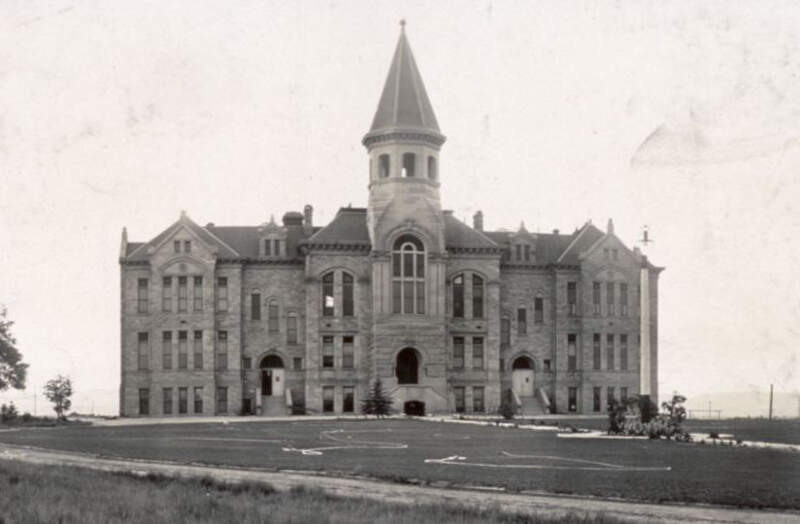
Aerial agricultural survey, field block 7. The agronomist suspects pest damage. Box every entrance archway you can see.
[404,400,425,416]
[512,356,534,397]
[260,355,285,397]
[396,348,419,384]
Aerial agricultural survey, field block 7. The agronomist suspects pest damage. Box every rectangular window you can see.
[534,297,543,323]
[193,330,203,369]
[607,387,615,408]
[452,337,464,369]
[523,244,531,261]
[620,283,628,316]
[287,314,298,344]
[454,386,465,413]
[137,332,149,370]
[593,282,601,315]
[162,277,172,312]
[293,357,303,370]
[177,276,187,312]
[500,318,510,349]
[517,308,527,335]
[216,387,228,414]
[183,240,191,253]
[473,387,485,413]
[416,281,425,315]
[173,240,181,253]
[216,331,228,370]
[322,336,334,368]
[251,293,261,320]
[593,387,601,412]
[402,152,415,177]
[162,387,173,415]
[242,357,251,370]
[268,302,279,332]
[194,387,203,414]
[161,331,172,370]
[606,334,615,371]
[620,387,628,403]
[403,281,414,315]
[263,238,271,256]
[216,277,228,312]
[567,334,577,371]
[592,333,601,370]
[568,387,577,412]
[273,239,281,256]
[343,386,354,413]
[139,388,149,415]
[323,386,334,413]
[567,281,577,315]
[178,387,188,414]
[620,334,628,370]
[515,244,522,261]
[606,282,615,316]
[472,337,484,370]
[178,331,188,369]
[472,276,483,318]
[603,247,610,259]
[137,278,148,313]
[392,281,402,314]
[322,273,334,317]
[543,359,551,372]
[379,154,390,178]
[343,274,354,316]
[193,276,203,311]
[342,336,354,369]
[612,249,618,261]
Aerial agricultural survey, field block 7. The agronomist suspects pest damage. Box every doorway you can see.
[511,356,534,397]
[260,355,285,397]
[404,400,425,416]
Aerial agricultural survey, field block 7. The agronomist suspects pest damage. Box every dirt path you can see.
[0,443,796,524]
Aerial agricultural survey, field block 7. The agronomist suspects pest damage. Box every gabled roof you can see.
[443,212,498,249]
[556,223,605,264]
[306,208,371,246]
[126,214,240,262]
[364,26,443,144]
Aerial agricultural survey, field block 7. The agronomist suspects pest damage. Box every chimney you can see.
[607,218,615,235]
[282,211,304,227]
[473,211,484,231]
[304,204,313,227]
[119,227,128,259]
[552,228,560,235]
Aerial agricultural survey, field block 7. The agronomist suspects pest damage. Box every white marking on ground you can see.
[425,452,671,471]
[283,428,408,456]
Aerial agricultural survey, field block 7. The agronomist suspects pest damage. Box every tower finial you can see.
[400,19,406,32]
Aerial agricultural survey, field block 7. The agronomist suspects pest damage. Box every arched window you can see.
[396,348,419,384]
[472,275,484,318]
[392,235,425,314]
[402,153,416,177]
[287,312,298,344]
[427,156,437,180]
[452,275,464,318]
[379,154,390,178]
[342,273,354,316]
[322,273,334,317]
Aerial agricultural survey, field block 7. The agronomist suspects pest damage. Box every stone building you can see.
[119,26,661,417]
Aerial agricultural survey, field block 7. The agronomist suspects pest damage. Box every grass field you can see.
[0,460,623,524]
[1,418,799,510]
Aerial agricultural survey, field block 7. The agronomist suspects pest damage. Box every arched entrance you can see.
[512,356,534,397]
[404,400,425,416]
[396,348,419,385]
[260,355,285,397]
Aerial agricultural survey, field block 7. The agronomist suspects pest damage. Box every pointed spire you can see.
[363,23,445,148]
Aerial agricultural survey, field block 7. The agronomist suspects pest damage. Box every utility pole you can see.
[769,384,773,420]
[638,226,653,422]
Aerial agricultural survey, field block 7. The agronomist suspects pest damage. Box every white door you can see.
[271,369,285,397]
[512,370,534,397]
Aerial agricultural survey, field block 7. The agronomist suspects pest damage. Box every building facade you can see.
[119,27,661,417]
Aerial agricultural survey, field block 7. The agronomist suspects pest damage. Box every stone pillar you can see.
[639,258,651,396]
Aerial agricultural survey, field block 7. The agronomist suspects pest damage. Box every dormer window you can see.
[260,234,285,257]
[402,153,416,177]
[183,240,191,253]
[174,240,180,254]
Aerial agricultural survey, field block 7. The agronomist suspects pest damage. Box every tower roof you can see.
[363,23,445,147]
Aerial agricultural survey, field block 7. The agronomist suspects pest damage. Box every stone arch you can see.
[508,352,536,371]
[396,347,421,384]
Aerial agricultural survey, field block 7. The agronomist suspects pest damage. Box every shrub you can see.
[361,378,393,417]
[1,402,19,423]
[21,412,31,422]
[498,402,515,420]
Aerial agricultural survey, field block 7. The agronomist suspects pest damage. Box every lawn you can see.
[1,418,799,510]
[0,460,623,524]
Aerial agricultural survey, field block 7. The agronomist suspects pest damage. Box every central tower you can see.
[363,23,450,413]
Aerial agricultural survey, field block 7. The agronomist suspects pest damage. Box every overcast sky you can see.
[1,1,799,415]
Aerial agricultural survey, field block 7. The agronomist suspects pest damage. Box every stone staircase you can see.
[260,396,287,417]
[519,396,547,416]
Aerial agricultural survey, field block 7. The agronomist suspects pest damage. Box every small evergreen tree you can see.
[44,375,73,420]
[361,378,393,417]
